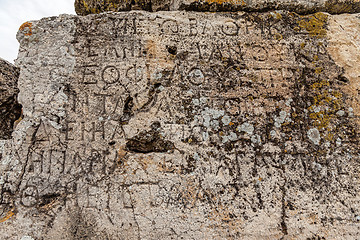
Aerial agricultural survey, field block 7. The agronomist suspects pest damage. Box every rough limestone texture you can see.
[1,10,360,239]
[74,0,360,15]
[0,58,22,140]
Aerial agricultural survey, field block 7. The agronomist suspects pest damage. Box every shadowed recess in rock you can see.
[0,58,22,140]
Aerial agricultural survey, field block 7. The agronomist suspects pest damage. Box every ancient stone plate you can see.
[1,11,360,239]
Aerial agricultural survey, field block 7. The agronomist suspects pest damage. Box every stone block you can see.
[1,10,360,239]
[74,0,360,15]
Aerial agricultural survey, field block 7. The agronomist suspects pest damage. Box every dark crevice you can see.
[126,122,175,153]
[0,58,22,140]
[280,166,288,239]
[337,74,349,83]
[120,96,134,125]
[38,193,61,207]
[167,45,177,55]
[0,99,22,139]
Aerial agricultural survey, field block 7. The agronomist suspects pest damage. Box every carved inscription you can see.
[2,11,359,239]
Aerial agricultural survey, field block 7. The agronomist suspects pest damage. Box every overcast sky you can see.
[0,0,75,63]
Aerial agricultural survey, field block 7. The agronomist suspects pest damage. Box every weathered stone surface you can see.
[1,11,360,239]
[75,0,171,14]
[0,58,22,140]
[75,0,360,15]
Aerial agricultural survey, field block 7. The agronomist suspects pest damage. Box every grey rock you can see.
[1,10,360,239]
[74,0,360,15]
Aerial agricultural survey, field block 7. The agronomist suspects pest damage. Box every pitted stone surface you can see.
[0,58,22,140]
[1,11,360,239]
[74,0,360,15]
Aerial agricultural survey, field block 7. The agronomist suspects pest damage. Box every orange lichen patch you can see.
[309,108,332,130]
[19,22,33,36]
[204,0,246,5]
[82,0,90,11]
[325,132,334,141]
[314,67,323,74]
[297,12,328,38]
[275,12,282,19]
[311,79,329,90]
[0,210,15,223]
[308,76,344,136]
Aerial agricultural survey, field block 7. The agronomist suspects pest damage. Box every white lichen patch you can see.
[192,99,200,105]
[222,132,238,143]
[237,122,254,135]
[193,152,200,161]
[251,134,261,144]
[221,115,232,125]
[336,137,342,146]
[285,98,293,106]
[192,97,207,107]
[274,111,288,128]
[200,107,225,129]
[270,130,276,138]
[307,128,321,145]
[202,131,209,141]
[210,120,220,130]
[336,110,345,116]
[21,237,34,240]
[312,105,321,113]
